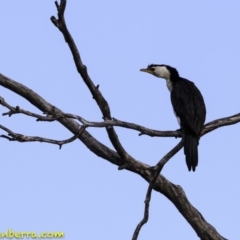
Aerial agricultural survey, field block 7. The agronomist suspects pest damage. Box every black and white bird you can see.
[140,64,206,171]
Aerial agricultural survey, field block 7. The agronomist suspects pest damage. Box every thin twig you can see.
[0,124,85,149]
[132,139,184,240]
[0,96,60,122]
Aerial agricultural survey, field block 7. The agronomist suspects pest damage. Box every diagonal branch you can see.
[50,0,133,165]
[0,72,228,240]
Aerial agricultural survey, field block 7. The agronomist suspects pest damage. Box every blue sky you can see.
[1,1,240,239]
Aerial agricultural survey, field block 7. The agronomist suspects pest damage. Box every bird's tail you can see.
[184,134,199,172]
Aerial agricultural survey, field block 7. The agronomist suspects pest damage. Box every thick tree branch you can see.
[0,70,228,240]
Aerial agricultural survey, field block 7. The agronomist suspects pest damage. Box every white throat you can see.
[166,78,173,92]
[154,66,170,79]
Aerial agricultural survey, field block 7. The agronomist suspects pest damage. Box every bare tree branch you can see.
[203,113,240,135]
[64,113,240,138]
[132,139,184,240]
[0,96,182,137]
[0,123,85,149]
[0,96,59,122]
[2,103,239,140]
[50,0,133,167]
[1,96,239,140]
[0,68,229,240]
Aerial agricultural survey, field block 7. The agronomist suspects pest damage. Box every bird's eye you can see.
[151,68,155,71]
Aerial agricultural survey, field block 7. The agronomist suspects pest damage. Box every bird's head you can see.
[140,64,179,80]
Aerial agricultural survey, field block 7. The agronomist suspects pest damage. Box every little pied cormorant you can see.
[140,64,206,171]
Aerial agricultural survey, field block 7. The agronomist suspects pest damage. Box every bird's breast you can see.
[174,110,181,126]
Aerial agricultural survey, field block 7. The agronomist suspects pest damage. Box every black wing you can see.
[171,78,206,136]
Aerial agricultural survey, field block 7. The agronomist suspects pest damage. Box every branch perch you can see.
[1,95,239,139]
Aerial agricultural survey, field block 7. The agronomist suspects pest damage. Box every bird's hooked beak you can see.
[140,68,153,74]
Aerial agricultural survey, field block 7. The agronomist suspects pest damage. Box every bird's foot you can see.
[175,128,183,138]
